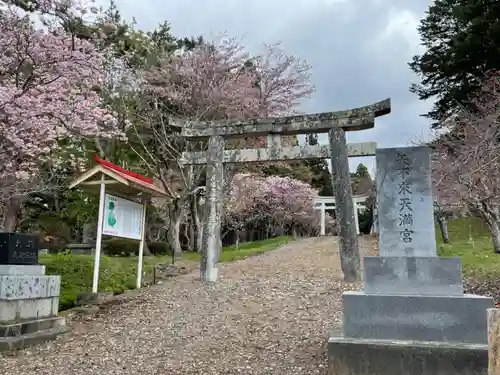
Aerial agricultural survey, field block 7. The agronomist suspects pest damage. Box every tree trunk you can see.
[167,200,183,258]
[235,231,240,250]
[190,195,202,252]
[1,196,23,232]
[483,212,500,254]
[143,241,152,256]
[437,215,450,243]
[475,201,500,253]
[488,220,500,254]
[196,198,204,253]
[188,220,195,252]
[168,215,182,258]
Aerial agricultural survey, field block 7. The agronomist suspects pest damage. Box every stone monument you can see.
[0,233,66,351]
[328,146,494,375]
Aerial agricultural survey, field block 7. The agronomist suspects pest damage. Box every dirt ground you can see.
[1,236,378,375]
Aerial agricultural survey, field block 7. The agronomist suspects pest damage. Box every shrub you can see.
[148,241,170,255]
[40,252,137,310]
[103,237,140,256]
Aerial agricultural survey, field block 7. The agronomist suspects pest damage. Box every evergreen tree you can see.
[409,0,500,126]
[354,163,369,178]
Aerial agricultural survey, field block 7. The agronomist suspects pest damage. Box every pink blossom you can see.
[0,1,124,182]
[226,173,321,233]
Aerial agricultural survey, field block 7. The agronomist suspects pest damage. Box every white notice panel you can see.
[102,194,143,240]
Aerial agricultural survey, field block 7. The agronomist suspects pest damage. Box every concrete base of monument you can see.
[0,264,66,351]
[327,336,488,375]
[363,256,464,296]
[343,291,494,344]
[0,316,68,351]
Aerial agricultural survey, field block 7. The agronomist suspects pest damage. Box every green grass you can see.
[182,236,291,262]
[41,236,290,310]
[437,217,500,278]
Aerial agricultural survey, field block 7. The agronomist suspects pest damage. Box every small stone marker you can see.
[0,232,66,351]
[0,232,39,265]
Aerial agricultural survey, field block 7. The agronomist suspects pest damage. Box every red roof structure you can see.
[69,156,168,198]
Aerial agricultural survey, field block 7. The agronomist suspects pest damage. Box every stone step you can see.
[0,323,68,352]
[343,291,494,344]
[328,336,488,375]
[0,316,65,337]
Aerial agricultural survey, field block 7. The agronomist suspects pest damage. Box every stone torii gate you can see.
[178,98,391,282]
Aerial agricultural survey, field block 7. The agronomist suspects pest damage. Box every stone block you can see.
[363,256,463,296]
[0,297,59,323]
[343,291,494,344]
[66,243,94,255]
[0,300,16,322]
[47,276,61,297]
[0,275,60,300]
[19,276,48,299]
[0,265,46,276]
[0,276,18,299]
[51,297,59,316]
[0,317,68,352]
[328,335,488,375]
[19,298,53,320]
[0,316,64,337]
[0,325,68,352]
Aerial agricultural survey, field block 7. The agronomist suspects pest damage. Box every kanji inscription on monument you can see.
[376,146,436,257]
[395,151,414,245]
[0,233,39,265]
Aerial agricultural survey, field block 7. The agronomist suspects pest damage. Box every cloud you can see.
[103,0,434,175]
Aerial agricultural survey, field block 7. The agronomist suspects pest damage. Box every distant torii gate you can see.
[313,195,369,236]
[178,98,391,283]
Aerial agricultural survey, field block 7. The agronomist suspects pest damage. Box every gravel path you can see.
[1,236,377,375]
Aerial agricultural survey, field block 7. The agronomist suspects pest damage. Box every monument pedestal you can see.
[327,147,494,375]
[328,257,494,374]
[328,336,488,375]
[343,291,493,343]
[0,244,67,351]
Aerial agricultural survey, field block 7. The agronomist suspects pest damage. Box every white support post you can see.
[371,203,379,234]
[136,200,147,289]
[92,174,106,293]
[353,199,360,235]
[320,202,326,236]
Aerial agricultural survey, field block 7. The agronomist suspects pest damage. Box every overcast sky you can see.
[105,0,434,175]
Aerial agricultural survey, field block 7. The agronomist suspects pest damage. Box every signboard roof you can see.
[68,155,169,198]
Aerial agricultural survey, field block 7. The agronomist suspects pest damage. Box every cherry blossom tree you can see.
[432,70,500,252]
[130,38,261,256]
[130,36,314,255]
[225,173,321,245]
[0,0,123,230]
[252,42,313,116]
